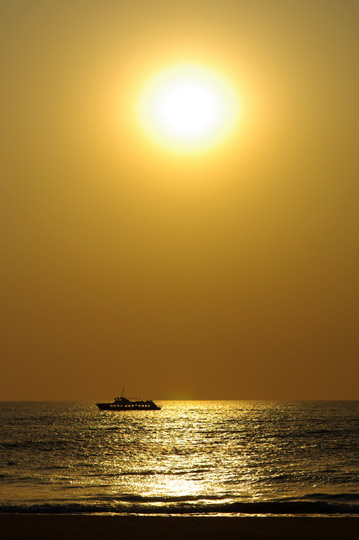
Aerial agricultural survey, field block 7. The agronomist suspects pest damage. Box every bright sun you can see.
[138,64,239,153]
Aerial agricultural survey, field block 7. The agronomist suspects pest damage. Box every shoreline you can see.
[1,515,358,540]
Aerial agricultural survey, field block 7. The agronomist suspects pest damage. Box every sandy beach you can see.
[1,515,357,540]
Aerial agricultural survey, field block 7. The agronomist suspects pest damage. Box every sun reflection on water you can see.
[86,401,264,507]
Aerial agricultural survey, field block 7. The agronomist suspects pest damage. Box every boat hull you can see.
[96,401,161,411]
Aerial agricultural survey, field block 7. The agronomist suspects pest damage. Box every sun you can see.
[137,64,239,153]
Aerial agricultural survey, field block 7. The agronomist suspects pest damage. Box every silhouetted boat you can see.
[96,389,161,411]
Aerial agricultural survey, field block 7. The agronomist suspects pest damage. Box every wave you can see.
[284,493,359,503]
[1,498,359,516]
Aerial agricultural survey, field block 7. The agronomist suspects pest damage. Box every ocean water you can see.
[1,401,358,516]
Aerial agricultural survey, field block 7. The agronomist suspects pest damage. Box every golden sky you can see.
[1,1,358,400]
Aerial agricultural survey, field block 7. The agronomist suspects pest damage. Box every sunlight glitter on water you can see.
[1,401,359,515]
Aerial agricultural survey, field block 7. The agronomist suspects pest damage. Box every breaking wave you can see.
[1,495,359,516]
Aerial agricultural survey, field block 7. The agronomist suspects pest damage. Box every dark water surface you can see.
[1,401,358,516]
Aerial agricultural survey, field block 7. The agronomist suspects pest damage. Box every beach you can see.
[1,516,358,540]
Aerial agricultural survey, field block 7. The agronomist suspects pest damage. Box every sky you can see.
[1,0,358,400]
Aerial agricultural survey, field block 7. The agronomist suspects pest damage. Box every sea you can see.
[1,401,358,516]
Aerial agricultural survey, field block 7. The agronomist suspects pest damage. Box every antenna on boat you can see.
[121,387,125,398]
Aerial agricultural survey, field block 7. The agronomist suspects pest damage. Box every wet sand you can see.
[1,515,357,540]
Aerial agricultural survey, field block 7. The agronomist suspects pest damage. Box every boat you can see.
[96,389,161,411]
